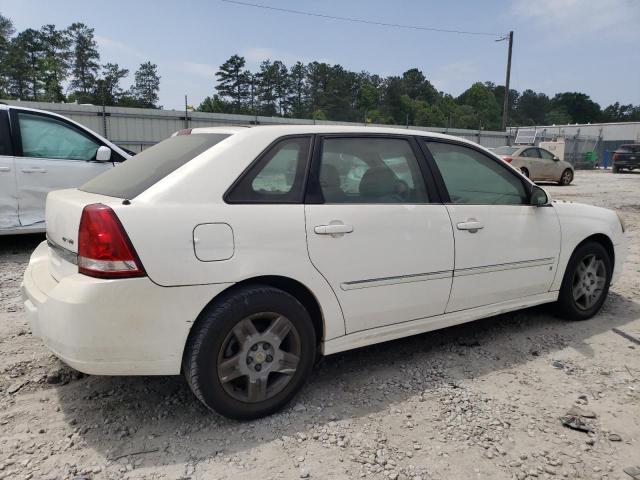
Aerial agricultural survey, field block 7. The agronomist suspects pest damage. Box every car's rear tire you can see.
[612,165,619,173]
[559,168,573,185]
[183,285,316,420]
[555,241,612,321]
[520,167,529,178]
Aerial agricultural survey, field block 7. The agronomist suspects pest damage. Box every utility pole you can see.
[184,94,189,129]
[500,31,514,133]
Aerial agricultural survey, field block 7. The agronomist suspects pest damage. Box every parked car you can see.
[492,145,575,185]
[611,144,640,173]
[22,126,626,419]
[0,104,131,234]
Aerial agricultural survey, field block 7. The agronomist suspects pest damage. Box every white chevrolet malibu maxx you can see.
[23,126,626,419]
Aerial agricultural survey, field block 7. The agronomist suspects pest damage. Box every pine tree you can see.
[215,54,250,112]
[67,22,100,100]
[0,14,15,98]
[288,61,308,118]
[93,63,129,105]
[39,25,72,102]
[130,61,160,108]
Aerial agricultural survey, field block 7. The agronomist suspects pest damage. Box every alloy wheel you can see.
[571,254,606,310]
[217,312,301,403]
[562,170,573,185]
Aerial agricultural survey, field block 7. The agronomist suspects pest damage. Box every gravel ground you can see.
[1,170,639,480]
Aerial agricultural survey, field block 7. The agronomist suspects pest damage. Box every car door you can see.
[422,140,560,312]
[305,135,454,333]
[538,148,560,179]
[520,147,543,179]
[0,109,18,229]
[11,109,113,227]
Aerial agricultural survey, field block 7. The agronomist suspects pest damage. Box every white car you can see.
[0,104,131,234]
[22,126,626,419]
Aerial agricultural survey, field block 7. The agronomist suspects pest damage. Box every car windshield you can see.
[81,133,231,199]
[493,146,519,155]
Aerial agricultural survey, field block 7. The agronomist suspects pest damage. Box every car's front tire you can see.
[183,285,316,420]
[555,241,612,321]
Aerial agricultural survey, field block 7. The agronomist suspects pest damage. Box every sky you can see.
[2,0,639,111]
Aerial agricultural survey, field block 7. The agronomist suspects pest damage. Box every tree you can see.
[67,22,100,101]
[215,54,250,111]
[288,61,308,118]
[93,63,129,105]
[0,14,15,97]
[516,89,549,125]
[550,92,602,124]
[39,25,72,102]
[130,61,160,108]
[457,82,501,129]
[256,59,277,115]
[197,94,233,113]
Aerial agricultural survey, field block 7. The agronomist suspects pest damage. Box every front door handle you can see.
[457,219,484,233]
[21,167,47,173]
[0,166,10,172]
[314,224,354,235]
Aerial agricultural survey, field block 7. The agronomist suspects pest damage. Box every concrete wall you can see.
[5,100,511,153]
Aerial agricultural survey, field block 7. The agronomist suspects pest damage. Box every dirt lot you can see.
[1,170,639,480]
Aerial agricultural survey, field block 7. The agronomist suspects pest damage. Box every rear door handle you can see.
[21,167,47,173]
[314,224,354,235]
[457,219,484,233]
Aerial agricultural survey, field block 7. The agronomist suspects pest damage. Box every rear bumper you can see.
[22,241,231,375]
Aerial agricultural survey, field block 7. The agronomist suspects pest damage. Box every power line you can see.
[221,0,504,38]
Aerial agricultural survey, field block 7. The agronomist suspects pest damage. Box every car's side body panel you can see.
[549,201,626,290]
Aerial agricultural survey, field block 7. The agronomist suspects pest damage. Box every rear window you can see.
[80,133,231,199]
[493,146,518,155]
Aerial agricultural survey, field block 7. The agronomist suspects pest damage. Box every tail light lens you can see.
[502,156,513,163]
[612,153,620,161]
[77,204,146,279]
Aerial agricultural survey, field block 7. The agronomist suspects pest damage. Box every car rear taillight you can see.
[176,128,192,136]
[77,204,146,279]
[502,156,513,163]
[612,153,620,161]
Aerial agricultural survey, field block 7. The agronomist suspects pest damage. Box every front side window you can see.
[226,136,311,203]
[18,112,100,161]
[426,142,528,205]
[318,137,428,203]
[538,149,555,160]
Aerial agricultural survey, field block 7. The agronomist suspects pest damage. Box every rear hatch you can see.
[45,189,123,281]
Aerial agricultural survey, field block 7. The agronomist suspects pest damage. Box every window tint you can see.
[426,142,528,205]
[226,136,311,203]
[18,112,100,161]
[538,149,554,160]
[81,133,231,199]
[318,137,428,204]
[521,148,540,158]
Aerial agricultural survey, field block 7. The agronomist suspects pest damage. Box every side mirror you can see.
[530,186,551,207]
[96,146,112,162]
[553,156,560,161]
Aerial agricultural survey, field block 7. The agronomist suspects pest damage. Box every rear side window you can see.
[426,141,528,205]
[81,133,230,199]
[226,136,311,203]
[318,137,428,203]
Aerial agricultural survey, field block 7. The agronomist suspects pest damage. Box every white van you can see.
[0,104,130,234]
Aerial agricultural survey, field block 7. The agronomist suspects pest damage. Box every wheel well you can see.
[210,276,325,344]
[576,233,615,268]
